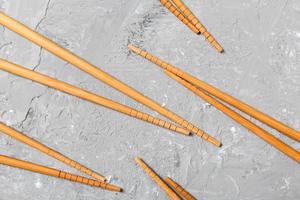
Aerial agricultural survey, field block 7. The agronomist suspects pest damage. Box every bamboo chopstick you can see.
[0,12,221,147]
[135,157,182,200]
[0,154,122,192]
[128,44,300,143]
[165,177,196,200]
[0,122,107,181]
[165,70,300,163]
[0,59,189,136]
[160,0,200,34]
[170,0,223,53]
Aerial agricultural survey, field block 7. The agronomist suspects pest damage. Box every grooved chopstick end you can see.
[177,127,191,136]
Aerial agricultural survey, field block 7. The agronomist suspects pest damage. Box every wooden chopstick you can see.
[128,44,300,143]
[164,70,300,163]
[0,154,122,192]
[0,122,106,181]
[0,12,220,147]
[0,59,189,136]
[170,0,224,53]
[135,157,182,200]
[160,0,200,34]
[165,177,197,200]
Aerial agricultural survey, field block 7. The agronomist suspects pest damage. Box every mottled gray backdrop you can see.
[0,0,299,200]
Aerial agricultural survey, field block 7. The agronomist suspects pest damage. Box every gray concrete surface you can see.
[0,0,299,199]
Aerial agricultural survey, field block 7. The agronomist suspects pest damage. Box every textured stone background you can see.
[0,0,300,199]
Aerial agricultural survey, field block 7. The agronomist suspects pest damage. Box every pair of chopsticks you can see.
[128,45,300,163]
[0,122,122,192]
[0,12,221,147]
[136,157,197,200]
[160,0,223,53]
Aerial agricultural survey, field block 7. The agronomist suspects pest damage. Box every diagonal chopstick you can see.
[0,12,220,147]
[135,157,182,200]
[165,177,197,200]
[164,70,300,163]
[128,44,300,143]
[0,122,106,181]
[0,58,189,136]
[170,0,224,53]
[160,0,200,34]
[0,154,122,192]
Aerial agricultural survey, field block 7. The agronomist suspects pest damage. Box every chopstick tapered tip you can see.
[107,184,123,192]
[211,41,224,53]
[128,44,141,54]
[95,174,107,182]
[208,136,222,147]
[177,127,191,136]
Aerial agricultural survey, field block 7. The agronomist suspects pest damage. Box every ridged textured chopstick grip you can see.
[0,12,222,146]
[160,0,199,34]
[171,0,223,52]
[165,70,300,163]
[0,122,106,181]
[165,177,197,200]
[135,158,182,200]
[0,155,122,192]
[0,59,189,136]
[128,44,300,144]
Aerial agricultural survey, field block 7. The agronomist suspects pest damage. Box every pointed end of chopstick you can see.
[95,174,107,182]
[128,44,142,55]
[211,40,224,53]
[177,127,191,136]
[107,184,123,192]
[164,70,223,148]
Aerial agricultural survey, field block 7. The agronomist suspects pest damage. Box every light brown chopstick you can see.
[170,0,223,52]
[128,44,300,143]
[0,154,122,192]
[165,177,197,200]
[160,0,200,34]
[0,12,220,147]
[135,157,182,200]
[0,58,189,136]
[0,122,106,181]
[164,70,300,163]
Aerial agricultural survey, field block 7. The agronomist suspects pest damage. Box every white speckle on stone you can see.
[230,127,237,133]
[35,179,43,189]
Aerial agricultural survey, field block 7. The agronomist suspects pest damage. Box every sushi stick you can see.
[0,154,122,192]
[0,59,189,136]
[171,0,223,52]
[135,157,182,200]
[160,0,200,34]
[165,70,300,163]
[165,177,196,200]
[128,44,300,143]
[0,122,106,182]
[0,12,220,147]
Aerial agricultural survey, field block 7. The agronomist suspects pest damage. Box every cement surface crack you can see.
[35,0,52,31]
[33,47,43,71]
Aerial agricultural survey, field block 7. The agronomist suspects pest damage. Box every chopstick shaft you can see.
[128,45,300,143]
[135,158,182,200]
[165,177,197,200]
[0,122,106,181]
[0,12,220,147]
[0,59,189,136]
[165,70,300,163]
[0,155,122,192]
[171,0,223,53]
[160,0,200,34]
